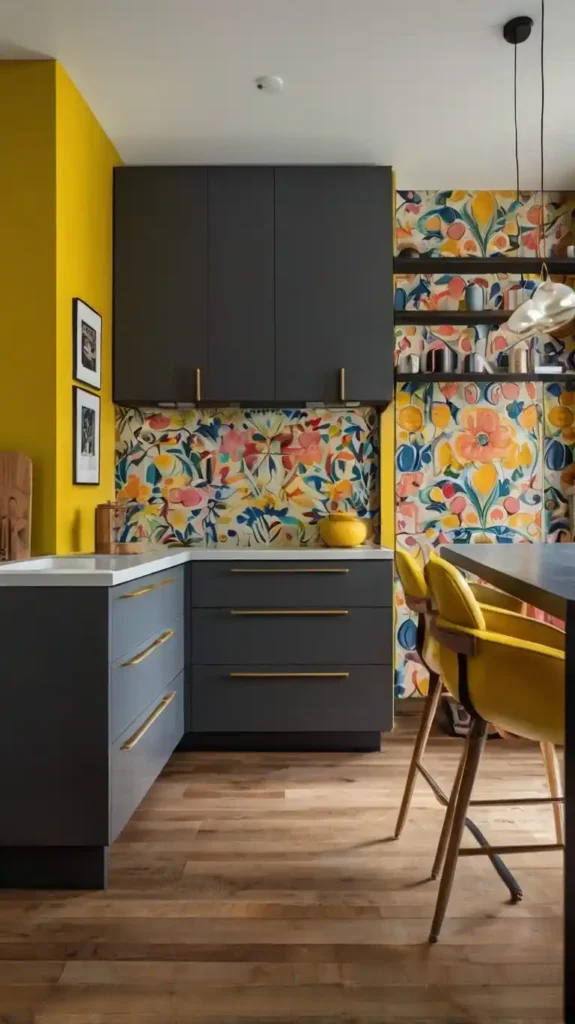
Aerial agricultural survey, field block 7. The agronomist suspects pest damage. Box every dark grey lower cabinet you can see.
[191,665,392,733]
[186,559,394,752]
[0,567,185,889]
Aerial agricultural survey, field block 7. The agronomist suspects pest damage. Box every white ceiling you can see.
[1,0,574,188]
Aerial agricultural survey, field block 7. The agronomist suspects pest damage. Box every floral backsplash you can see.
[115,406,379,548]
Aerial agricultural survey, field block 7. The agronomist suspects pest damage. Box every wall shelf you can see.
[394,257,575,276]
[394,311,509,326]
[395,372,575,384]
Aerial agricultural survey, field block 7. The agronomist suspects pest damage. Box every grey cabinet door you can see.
[205,167,274,401]
[274,166,393,403]
[113,167,208,404]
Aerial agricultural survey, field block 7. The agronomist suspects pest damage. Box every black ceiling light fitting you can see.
[503,15,534,45]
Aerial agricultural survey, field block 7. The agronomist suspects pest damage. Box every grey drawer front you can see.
[191,607,391,665]
[190,665,393,733]
[190,560,392,608]
[111,566,184,662]
[110,672,184,841]
[110,616,184,742]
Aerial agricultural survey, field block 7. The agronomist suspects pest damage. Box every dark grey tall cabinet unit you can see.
[113,164,393,405]
[274,166,393,403]
[114,168,208,405]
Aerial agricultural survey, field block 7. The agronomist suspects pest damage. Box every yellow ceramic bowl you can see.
[319,512,368,548]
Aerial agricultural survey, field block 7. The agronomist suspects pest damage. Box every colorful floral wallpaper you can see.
[396,190,574,258]
[115,407,379,548]
[544,384,575,542]
[394,188,575,698]
[395,381,544,696]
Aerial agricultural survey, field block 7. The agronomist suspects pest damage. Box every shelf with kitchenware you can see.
[393,257,575,276]
[394,311,509,326]
[395,372,575,384]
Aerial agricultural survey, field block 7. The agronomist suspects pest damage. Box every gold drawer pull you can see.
[121,629,175,667]
[340,367,346,402]
[230,568,349,575]
[230,609,349,616]
[121,691,176,750]
[119,584,155,600]
[229,672,350,679]
[118,576,176,600]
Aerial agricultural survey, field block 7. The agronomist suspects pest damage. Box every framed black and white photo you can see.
[73,386,100,485]
[73,298,102,390]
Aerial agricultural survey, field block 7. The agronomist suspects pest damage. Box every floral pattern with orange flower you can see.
[454,409,513,464]
[395,381,543,697]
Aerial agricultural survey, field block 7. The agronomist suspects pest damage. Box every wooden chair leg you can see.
[431,735,467,880]
[429,716,488,943]
[540,740,564,846]
[394,671,442,839]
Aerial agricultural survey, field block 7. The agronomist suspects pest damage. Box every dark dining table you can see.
[441,543,574,1022]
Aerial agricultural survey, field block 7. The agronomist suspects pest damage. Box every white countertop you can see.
[0,544,394,586]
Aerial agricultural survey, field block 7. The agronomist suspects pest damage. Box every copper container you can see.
[95,502,145,555]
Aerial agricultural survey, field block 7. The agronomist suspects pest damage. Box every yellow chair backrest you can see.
[426,552,486,631]
[395,548,428,603]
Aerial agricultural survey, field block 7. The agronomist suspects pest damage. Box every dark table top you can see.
[440,543,575,620]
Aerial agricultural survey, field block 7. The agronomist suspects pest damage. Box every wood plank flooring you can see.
[0,717,563,1022]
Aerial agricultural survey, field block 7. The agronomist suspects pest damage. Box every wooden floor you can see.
[0,717,563,1023]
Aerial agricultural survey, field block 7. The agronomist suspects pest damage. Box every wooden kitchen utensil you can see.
[0,452,32,561]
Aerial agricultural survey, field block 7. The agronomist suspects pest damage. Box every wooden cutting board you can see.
[0,452,32,561]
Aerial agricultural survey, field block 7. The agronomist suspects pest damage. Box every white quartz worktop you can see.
[0,544,393,587]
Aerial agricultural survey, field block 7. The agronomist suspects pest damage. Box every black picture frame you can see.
[73,298,102,390]
[73,386,101,485]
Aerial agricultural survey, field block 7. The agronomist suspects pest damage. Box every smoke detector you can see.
[254,75,284,93]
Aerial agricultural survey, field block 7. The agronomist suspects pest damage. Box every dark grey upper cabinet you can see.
[114,167,208,404]
[114,165,393,405]
[205,167,274,402]
[274,166,393,403]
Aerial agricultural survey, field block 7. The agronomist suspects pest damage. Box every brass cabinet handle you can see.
[121,691,176,750]
[229,672,350,679]
[118,577,176,600]
[340,367,346,402]
[195,367,202,403]
[121,628,175,667]
[230,568,349,575]
[230,609,349,616]
[119,584,155,600]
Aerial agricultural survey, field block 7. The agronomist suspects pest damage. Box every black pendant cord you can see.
[540,0,546,261]
[514,41,520,203]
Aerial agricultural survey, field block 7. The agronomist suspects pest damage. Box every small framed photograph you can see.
[73,386,100,485]
[73,298,102,390]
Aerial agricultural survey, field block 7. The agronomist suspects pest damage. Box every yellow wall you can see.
[0,61,120,555]
[55,64,121,552]
[0,62,58,553]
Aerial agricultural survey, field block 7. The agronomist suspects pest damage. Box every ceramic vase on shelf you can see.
[465,283,485,311]
[319,511,368,548]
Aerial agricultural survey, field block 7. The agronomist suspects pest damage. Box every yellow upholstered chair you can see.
[394,548,525,842]
[425,552,565,942]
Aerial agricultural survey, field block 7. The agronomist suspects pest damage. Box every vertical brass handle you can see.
[340,367,346,402]
[195,367,202,403]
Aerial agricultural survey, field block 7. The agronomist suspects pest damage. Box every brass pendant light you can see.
[504,2,575,340]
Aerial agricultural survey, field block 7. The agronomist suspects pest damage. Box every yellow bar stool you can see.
[395,548,526,840]
[395,548,529,900]
[425,552,564,943]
